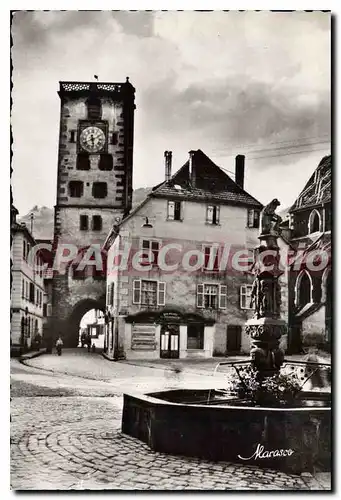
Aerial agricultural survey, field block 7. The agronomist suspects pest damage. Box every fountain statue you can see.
[245,198,286,378]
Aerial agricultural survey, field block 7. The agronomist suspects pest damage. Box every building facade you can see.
[286,155,332,353]
[103,150,274,360]
[11,215,46,354]
[50,79,136,347]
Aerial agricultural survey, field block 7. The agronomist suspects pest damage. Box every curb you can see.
[19,348,47,361]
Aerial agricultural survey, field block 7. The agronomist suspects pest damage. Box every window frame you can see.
[202,244,220,271]
[133,279,166,307]
[247,209,260,229]
[240,284,253,310]
[167,200,183,221]
[92,182,108,199]
[206,205,220,225]
[80,215,89,231]
[197,283,227,310]
[92,215,103,231]
[69,180,84,198]
[139,238,161,267]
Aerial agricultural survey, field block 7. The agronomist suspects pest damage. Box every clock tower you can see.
[50,79,135,346]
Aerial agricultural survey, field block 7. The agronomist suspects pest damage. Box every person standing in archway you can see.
[86,332,92,352]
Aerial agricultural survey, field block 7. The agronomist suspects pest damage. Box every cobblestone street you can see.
[10,349,331,491]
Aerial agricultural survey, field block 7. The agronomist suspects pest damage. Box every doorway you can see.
[226,325,241,354]
[160,324,180,359]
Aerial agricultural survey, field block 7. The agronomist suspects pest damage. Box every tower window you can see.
[76,153,90,170]
[92,215,102,231]
[70,130,76,143]
[111,132,118,145]
[80,215,88,231]
[86,96,102,120]
[99,154,113,171]
[92,182,107,199]
[308,209,321,234]
[69,181,83,198]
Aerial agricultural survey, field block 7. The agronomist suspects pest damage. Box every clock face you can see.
[79,126,106,153]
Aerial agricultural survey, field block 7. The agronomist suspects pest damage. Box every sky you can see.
[11,10,331,216]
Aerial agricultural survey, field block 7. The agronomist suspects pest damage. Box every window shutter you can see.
[133,280,141,304]
[206,206,213,224]
[197,284,204,308]
[219,285,227,309]
[247,209,254,228]
[216,206,220,224]
[157,282,166,306]
[167,201,175,220]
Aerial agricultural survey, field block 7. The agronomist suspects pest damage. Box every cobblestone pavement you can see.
[10,351,332,491]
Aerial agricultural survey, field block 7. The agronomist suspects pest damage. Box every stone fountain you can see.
[121,199,331,473]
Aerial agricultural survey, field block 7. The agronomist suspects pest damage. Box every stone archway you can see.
[65,298,105,347]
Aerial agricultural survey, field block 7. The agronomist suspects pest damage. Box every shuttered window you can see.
[197,284,227,309]
[240,284,253,309]
[206,205,220,225]
[133,280,166,306]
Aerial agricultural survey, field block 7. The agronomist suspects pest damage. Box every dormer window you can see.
[308,209,321,234]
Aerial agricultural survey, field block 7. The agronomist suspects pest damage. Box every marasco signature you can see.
[238,443,294,461]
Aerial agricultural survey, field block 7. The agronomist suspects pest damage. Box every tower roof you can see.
[58,78,135,98]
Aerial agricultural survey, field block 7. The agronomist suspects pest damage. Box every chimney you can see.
[164,151,172,182]
[189,150,196,187]
[235,154,245,190]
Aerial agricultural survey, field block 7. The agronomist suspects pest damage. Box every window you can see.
[70,130,76,143]
[295,271,312,308]
[23,241,26,260]
[140,240,160,267]
[187,324,204,349]
[86,96,102,120]
[29,283,35,303]
[25,281,28,300]
[197,284,227,309]
[111,132,118,145]
[92,215,102,231]
[308,209,321,234]
[36,289,39,306]
[92,182,107,199]
[80,215,88,231]
[240,284,253,309]
[167,201,182,221]
[21,279,24,299]
[99,154,113,171]
[133,280,166,306]
[206,205,220,225]
[69,181,83,198]
[247,209,260,228]
[27,243,30,261]
[43,304,47,317]
[107,284,112,306]
[203,246,219,271]
[76,153,90,170]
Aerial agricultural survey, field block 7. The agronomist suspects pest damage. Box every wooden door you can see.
[226,325,242,354]
[160,324,180,359]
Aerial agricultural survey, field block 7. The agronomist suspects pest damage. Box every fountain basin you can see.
[122,389,331,473]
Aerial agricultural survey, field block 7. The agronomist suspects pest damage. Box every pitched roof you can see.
[290,155,331,212]
[151,149,263,208]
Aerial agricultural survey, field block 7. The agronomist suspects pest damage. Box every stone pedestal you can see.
[245,317,286,377]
